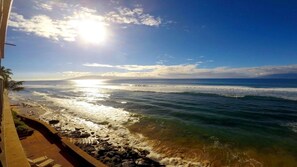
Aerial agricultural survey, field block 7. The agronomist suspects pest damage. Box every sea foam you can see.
[113,84,297,101]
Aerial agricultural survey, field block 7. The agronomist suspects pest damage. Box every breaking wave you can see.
[114,84,297,101]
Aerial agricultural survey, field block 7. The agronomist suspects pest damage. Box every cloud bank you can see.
[82,63,297,78]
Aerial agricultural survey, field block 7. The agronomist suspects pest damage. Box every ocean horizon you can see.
[10,78,297,166]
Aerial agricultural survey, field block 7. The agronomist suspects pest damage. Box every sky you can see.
[3,0,297,80]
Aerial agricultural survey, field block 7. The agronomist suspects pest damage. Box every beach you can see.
[12,102,165,167]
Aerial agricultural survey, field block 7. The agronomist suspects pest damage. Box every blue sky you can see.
[4,0,297,80]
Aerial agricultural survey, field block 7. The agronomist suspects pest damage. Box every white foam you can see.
[24,90,205,166]
[107,84,297,101]
[32,91,132,124]
[283,122,297,133]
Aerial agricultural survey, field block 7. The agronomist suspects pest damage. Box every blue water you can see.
[110,78,297,88]
[12,79,297,166]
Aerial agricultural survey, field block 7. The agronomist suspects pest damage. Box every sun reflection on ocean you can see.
[71,79,110,101]
[71,79,107,88]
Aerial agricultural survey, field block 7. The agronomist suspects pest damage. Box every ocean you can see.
[10,79,297,166]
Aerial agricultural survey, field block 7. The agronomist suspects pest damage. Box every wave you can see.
[283,122,297,133]
[23,80,297,101]
[112,84,297,101]
[27,90,206,166]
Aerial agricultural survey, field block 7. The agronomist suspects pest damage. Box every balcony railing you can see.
[0,77,30,167]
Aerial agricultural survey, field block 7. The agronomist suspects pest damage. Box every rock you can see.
[49,120,59,124]
[116,150,126,158]
[98,147,107,155]
[111,155,121,163]
[135,158,149,166]
[139,149,150,157]
[102,157,111,163]
[79,133,90,138]
[84,145,95,153]
[101,137,109,141]
[128,149,138,157]
[75,127,83,131]
[91,132,95,135]
[92,140,97,145]
[69,131,81,138]
[122,160,136,167]
[96,155,106,161]
[106,151,115,158]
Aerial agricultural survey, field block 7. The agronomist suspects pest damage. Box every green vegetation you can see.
[12,110,33,137]
[0,66,24,91]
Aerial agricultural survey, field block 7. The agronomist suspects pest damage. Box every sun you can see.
[77,19,107,44]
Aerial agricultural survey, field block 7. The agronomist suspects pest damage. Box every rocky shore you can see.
[56,122,163,167]
[11,102,164,166]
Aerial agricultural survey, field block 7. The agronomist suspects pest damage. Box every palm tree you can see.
[8,80,24,91]
[0,66,12,88]
[0,66,24,91]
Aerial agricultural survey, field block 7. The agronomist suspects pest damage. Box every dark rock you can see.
[122,160,136,167]
[91,132,95,135]
[49,120,59,124]
[98,147,107,155]
[97,155,106,161]
[106,151,115,158]
[135,158,149,166]
[75,127,83,131]
[69,131,81,138]
[128,149,138,157]
[111,155,121,163]
[79,133,90,138]
[116,150,126,158]
[102,157,111,163]
[84,145,95,153]
[139,149,150,157]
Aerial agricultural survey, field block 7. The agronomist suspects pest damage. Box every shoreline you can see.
[11,102,164,167]
[11,100,297,167]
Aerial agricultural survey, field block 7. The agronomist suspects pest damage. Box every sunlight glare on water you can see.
[71,79,107,87]
[71,79,110,100]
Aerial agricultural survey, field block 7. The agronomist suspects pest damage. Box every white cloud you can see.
[105,7,161,26]
[83,63,297,78]
[83,63,160,71]
[9,1,162,42]
[9,12,77,41]
[139,14,161,26]
[35,2,53,11]
[83,63,114,68]
[33,0,69,11]
[61,71,91,77]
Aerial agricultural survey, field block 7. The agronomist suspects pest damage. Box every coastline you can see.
[11,101,164,167]
[10,93,297,167]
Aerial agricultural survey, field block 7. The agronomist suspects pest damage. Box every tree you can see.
[0,66,24,91]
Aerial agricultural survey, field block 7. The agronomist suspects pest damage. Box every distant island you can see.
[260,73,297,79]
